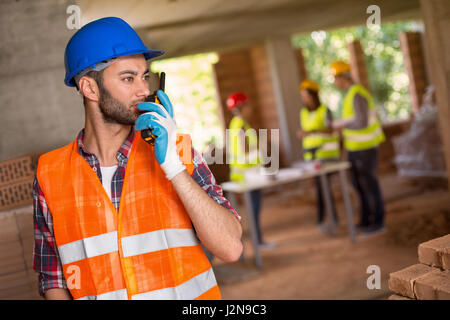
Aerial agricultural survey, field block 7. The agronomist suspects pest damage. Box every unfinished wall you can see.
[0,0,82,162]
[0,205,40,299]
[213,45,292,167]
[249,46,280,137]
[212,41,411,174]
[212,49,261,131]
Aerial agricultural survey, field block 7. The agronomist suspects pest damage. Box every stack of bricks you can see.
[0,205,40,299]
[0,155,41,299]
[0,156,35,211]
[388,234,450,300]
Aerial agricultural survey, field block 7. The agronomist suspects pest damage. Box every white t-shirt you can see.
[100,165,118,201]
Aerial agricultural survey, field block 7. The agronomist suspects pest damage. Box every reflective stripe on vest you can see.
[228,116,259,182]
[78,268,216,300]
[78,289,128,300]
[58,231,118,265]
[36,131,221,300]
[341,84,385,151]
[58,228,201,264]
[131,268,217,300]
[121,228,200,257]
[300,105,340,161]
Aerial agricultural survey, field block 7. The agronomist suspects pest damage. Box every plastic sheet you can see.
[392,86,447,178]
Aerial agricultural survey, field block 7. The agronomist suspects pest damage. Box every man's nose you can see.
[136,78,150,97]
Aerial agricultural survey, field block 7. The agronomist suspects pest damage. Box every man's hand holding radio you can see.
[135,90,186,180]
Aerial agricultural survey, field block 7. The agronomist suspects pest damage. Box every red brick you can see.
[0,156,34,187]
[418,234,450,270]
[0,178,34,211]
[414,269,450,300]
[388,264,434,298]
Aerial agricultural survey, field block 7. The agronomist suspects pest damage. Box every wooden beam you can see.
[420,0,450,186]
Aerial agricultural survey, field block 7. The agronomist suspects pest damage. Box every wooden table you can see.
[221,161,356,268]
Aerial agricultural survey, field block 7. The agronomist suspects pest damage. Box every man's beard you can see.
[98,85,142,125]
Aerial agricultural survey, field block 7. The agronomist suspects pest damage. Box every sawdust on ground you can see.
[212,173,450,300]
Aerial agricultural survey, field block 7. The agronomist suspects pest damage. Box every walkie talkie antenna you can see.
[160,72,166,92]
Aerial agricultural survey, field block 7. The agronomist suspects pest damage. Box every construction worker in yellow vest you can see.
[330,61,386,238]
[32,17,243,300]
[227,92,275,250]
[297,80,340,233]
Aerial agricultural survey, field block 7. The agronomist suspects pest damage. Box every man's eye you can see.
[143,75,150,81]
[123,77,133,82]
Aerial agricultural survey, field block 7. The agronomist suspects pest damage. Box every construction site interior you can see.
[0,0,449,300]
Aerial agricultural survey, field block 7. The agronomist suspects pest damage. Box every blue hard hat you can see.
[64,17,164,87]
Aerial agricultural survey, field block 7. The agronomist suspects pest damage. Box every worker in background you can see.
[297,80,340,233]
[330,61,386,237]
[227,92,275,250]
[32,17,242,300]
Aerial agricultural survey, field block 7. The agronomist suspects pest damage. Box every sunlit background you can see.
[149,20,422,152]
[151,53,223,152]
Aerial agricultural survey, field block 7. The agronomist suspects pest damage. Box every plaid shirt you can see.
[32,128,240,297]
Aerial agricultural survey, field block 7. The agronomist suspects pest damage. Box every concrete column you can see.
[347,40,370,91]
[399,32,427,114]
[420,0,450,185]
[265,37,303,165]
[0,0,81,161]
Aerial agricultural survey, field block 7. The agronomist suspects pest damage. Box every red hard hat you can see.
[226,92,248,110]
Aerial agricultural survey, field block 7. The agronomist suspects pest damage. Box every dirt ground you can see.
[212,172,450,300]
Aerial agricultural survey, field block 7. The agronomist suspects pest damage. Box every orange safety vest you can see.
[36,131,221,300]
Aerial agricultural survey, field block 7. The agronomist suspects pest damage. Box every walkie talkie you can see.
[141,72,166,145]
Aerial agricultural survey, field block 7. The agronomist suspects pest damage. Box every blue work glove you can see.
[135,90,186,180]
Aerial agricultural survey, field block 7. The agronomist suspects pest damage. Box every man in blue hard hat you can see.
[32,17,242,300]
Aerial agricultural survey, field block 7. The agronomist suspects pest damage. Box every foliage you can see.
[151,53,223,151]
[291,20,423,121]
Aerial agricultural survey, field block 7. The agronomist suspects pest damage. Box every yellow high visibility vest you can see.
[227,116,259,182]
[341,84,385,151]
[300,104,340,161]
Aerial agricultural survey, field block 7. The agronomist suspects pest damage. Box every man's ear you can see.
[79,76,100,102]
